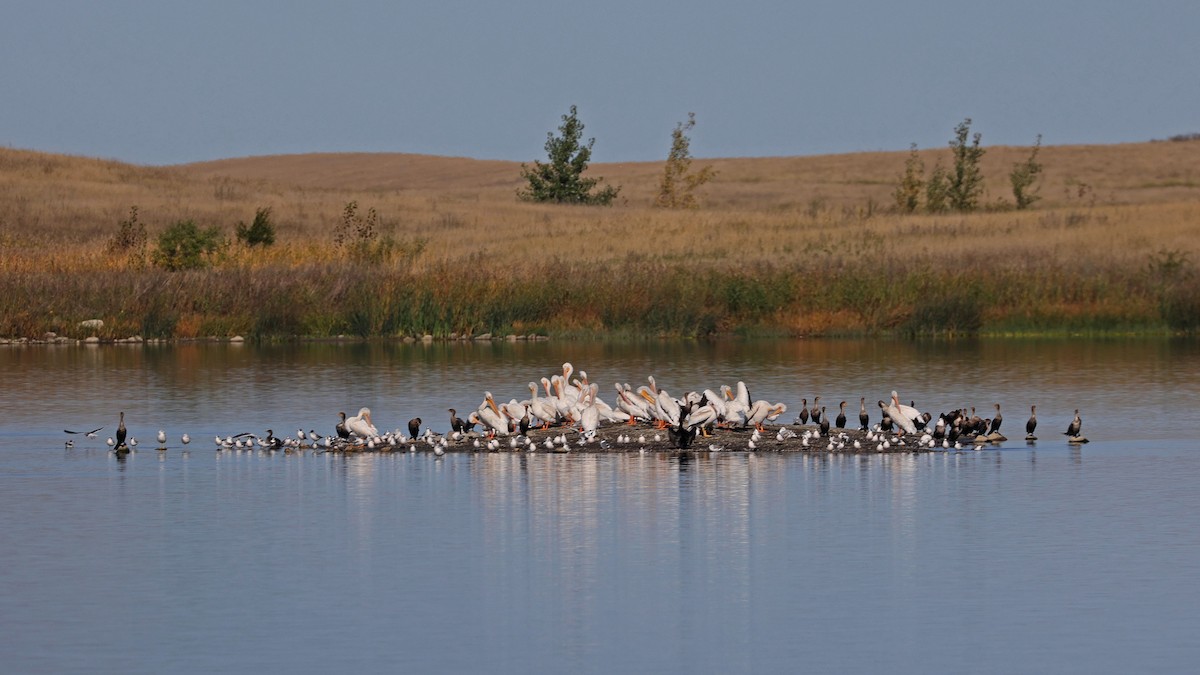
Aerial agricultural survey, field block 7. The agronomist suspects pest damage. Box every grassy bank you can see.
[1,144,1197,339]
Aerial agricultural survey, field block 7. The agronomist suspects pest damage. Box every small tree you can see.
[518,105,620,205]
[947,118,986,212]
[1010,134,1044,209]
[656,113,717,209]
[333,201,379,248]
[153,220,224,271]
[893,144,925,213]
[106,206,148,268]
[925,162,951,213]
[235,207,276,247]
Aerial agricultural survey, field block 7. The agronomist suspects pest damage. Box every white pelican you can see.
[577,384,628,424]
[478,392,511,437]
[879,396,915,435]
[579,385,600,438]
[559,363,583,401]
[527,382,559,428]
[720,385,749,427]
[890,391,921,434]
[345,407,379,438]
[614,383,652,425]
[655,389,682,428]
[746,400,787,432]
[685,401,719,436]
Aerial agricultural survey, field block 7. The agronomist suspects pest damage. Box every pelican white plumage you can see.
[720,384,750,427]
[655,389,682,428]
[881,392,917,435]
[685,402,719,436]
[478,392,511,437]
[746,400,787,432]
[579,385,600,439]
[615,383,653,424]
[345,407,379,438]
[527,381,559,428]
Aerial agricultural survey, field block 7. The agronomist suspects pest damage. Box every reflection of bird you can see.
[64,426,104,438]
[1065,409,1082,437]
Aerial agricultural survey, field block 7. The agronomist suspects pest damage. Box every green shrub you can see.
[235,207,276,247]
[903,286,983,336]
[947,118,985,212]
[153,220,224,271]
[893,144,924,213]
[656,113,716,209]
[1010,135,1044,209]
[518,105,620,205]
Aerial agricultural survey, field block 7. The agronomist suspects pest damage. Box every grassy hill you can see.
[1,140,1197,339]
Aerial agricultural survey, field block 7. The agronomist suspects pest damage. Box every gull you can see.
[64,426,104,438]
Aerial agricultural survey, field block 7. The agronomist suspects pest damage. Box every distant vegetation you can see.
[0,139,1197,340]
[518,105,620,205]
[235,206,276,247]
[655,113,716,209]
[894,118,1044,213]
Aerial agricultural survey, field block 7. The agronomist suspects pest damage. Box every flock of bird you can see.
[63,362,1088,455]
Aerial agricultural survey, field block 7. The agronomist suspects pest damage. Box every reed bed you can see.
[1,144,1197,339]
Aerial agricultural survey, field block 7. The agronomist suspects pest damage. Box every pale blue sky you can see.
[2,1,1196,165]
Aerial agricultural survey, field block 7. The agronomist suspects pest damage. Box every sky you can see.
[2,1,1197,165]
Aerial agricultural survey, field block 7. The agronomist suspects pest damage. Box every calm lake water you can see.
[2,339,1199,673]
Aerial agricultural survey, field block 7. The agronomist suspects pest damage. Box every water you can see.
[2,339,1199,673]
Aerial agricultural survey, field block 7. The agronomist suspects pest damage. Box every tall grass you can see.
[1,144,1198,338]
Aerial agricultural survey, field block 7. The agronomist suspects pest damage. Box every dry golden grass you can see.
[0,140,1197,338]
